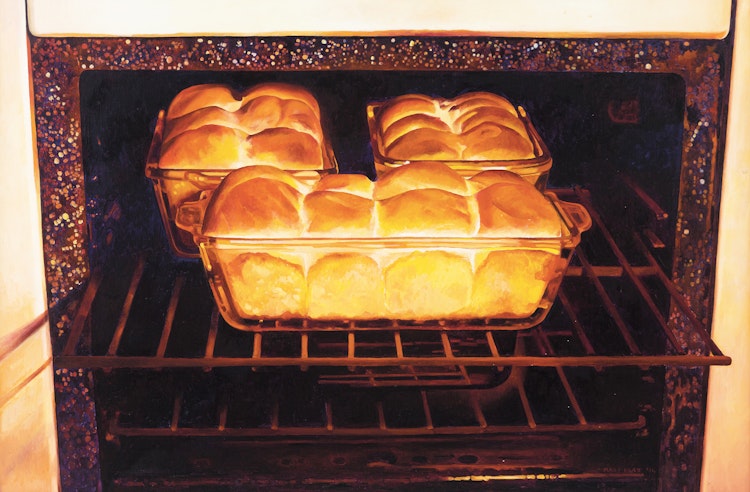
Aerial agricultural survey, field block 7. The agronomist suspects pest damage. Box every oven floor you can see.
[93,364,662,491]
[101,434,658,491]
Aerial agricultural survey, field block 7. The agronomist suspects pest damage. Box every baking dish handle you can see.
[174,192,212,238]
[560,201,593,234]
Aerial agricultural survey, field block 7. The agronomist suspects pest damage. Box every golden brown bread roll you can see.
[159,125,249,170]
[166,84,242,120]
[375,94,439,132]
[240,82,321,119]
[454,106,528,137]
[384,251,473,319]
[245,127,324,170]
[203,176,304,238]
[373,161,472,200]
[381,113,452,149]
[304,191,374,237]
[307,254,385,319]
[449,91,518,115]
[226,252,306,318]
[470,250,562,318]
[469,168,531,190]
[211,164,310,193]
[462,122,535,160]
[475,181,561,238]
[163,106,242,145]
[312,173,374,198]
[376,189,475,237]
[278,99,325,140]
[234,95,285,134]
[385,128,463,161]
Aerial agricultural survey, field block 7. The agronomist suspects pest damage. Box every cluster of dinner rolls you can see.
[149,82,332,256]
[201,162,565,321]
[373,92,536,162]
[159,82,327,170]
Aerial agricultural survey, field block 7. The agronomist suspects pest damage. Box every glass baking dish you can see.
[366,102,552,189]
[176,191,591,330]
[145,110,339,257]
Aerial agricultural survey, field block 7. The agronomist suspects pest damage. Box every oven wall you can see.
[0,0,60,490]
[701,0,750,489]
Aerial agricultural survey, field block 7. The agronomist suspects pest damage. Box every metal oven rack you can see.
[56,187,730,370]
[53,187,730,487]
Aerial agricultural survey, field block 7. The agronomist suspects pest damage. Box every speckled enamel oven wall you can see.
[31,36,727,490]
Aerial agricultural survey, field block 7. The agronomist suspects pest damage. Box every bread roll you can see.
[381,113,452,149]
[384,251,473,319]
[385,128,463,161]
[227,252,306,318]
[449,91,518,115]
[213,164,310,193]
[475,181,561,237]
[304,191,374,237]
[159,125,249,170]
[462,122,535,160]
[163,106,242,145]
[203,176,303,238]
[240,82,321,119]
[245,127,324,169]
[376,189,475,237]
[279,99,325,141]
[373,161,472,200]
[313,173,374,198]
[469,168,531,190]
[454,106,528,137]
[166,84,242,120]
[307,254,385,319]
[470,250,562,318]
[375,94,439,132]
[234,95,285,134]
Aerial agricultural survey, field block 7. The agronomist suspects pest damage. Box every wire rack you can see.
[56,188,730,372]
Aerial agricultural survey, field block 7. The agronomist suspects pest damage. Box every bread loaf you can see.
[202,162,568,322]
[160,82,327,170]
[373,92,536,162]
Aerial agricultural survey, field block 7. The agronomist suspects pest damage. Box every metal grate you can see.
[101,364,651,441]
[55,186,699,463]
[56,188,730,372]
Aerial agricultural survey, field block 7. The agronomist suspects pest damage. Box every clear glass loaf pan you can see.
[176,192,591,331]
[366,103,552,190]
[145,110,338,258]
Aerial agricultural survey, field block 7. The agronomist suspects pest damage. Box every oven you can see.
[1,0,748,490]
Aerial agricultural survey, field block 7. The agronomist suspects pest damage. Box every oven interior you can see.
[56,68,724,489]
